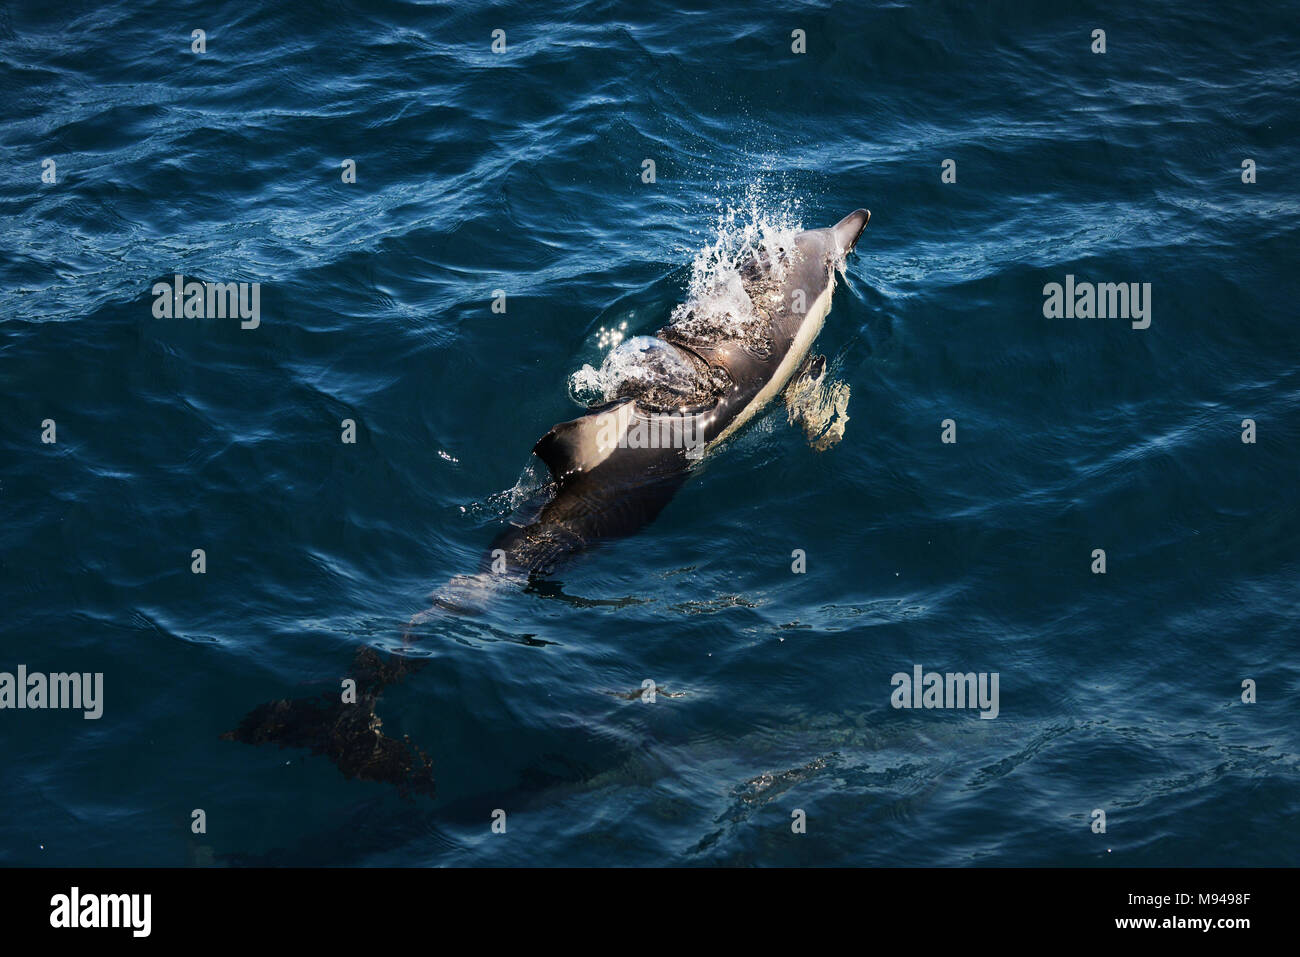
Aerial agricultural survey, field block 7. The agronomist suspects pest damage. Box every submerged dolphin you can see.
[226,209,871,793]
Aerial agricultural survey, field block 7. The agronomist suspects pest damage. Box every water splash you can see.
[461,456,553,521]
[569,191,804,405]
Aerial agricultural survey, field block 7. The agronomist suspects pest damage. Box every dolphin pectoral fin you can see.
[782,353,826,400]
[222,646,435,798]
[785,356,851,452]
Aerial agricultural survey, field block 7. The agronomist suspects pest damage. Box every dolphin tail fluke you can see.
[226,573,510,796]
[222,646,435,798]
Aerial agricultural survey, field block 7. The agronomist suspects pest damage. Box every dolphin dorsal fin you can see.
[532,399,635,484]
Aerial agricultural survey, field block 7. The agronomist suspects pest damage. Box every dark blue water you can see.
[2,0,1297,866]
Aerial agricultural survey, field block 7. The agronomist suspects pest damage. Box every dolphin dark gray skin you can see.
[226,209,870,794]
[469,208,870,586]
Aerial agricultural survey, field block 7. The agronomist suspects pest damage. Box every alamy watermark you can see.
[0,666,103,719]
[152,274,260,329]
[890,664,1000,719]
[597,413,706,460]
[50,887,150,937]
[1043,274,1151,329]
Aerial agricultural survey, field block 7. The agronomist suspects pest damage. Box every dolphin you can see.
[225,209,871,792]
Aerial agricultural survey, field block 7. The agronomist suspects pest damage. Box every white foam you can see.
[463,455,552,520]
[670,197,803,340]
[569,192,805,404]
